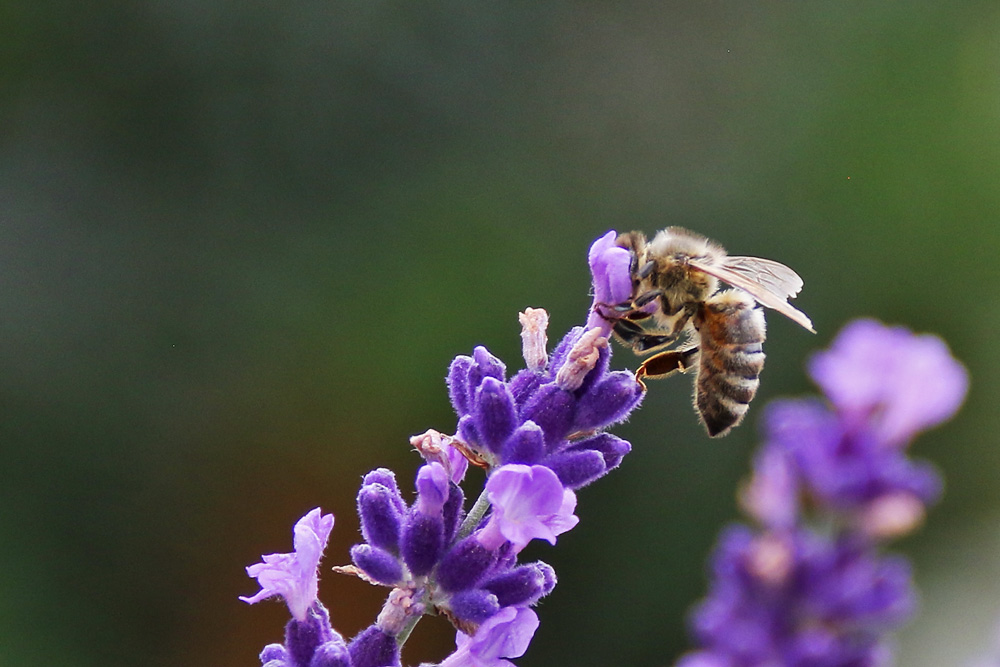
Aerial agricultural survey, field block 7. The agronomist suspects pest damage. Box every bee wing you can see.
[688,255,816,333]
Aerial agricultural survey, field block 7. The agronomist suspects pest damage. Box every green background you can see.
[2,3,998,665]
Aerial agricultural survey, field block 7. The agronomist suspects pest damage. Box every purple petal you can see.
[350,544,403,586]
[260,644,289,665]
[362,469,407,514]
[415,463,450,515]
[309,640,352,667]
[440,607,540,667]
[457,414,482,451]
[519,384,576,449]
[809,319,968,446]
[285,603,338,667]
[469,346,507,390]
[568,432,631,471]
[588,231,633,304]
[484,464,579,551]
[474,377,518,453]
[544,449,607,489]
[448,589,502,624]
[573,370,644,432]
[357,484,404,554]
[400,512,445,577]
[348,626,400,667]
[448,355,475,416]
[442,482,466,544]
[740,443,799,530]
[436,536,498,593]
[482,562,556,608]
[240,508,334,623]
[586,230,633,334]
[499,421,546,465]
[508,369,544,408]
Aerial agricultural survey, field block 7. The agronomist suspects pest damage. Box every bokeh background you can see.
[3,2,998,665]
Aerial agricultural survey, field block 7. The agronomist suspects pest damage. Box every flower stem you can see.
[394,588,427,647]
[457,487,491,540]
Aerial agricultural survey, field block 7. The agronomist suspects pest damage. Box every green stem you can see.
[457,487,492,540]
[394,587,427,647]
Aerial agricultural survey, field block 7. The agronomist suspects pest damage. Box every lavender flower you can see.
[808,318,968,447]
[241,508,349,667]
[346,331,614,631]
[447,327,641,489]
[326,234,641,662]
[244,229,969,667]
[438,606,540,667]
[681,320,968,666]
[585,230,634,336]
[476,464,579,553]
[241,508,336,622]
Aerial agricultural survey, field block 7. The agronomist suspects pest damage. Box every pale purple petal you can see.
[483,465,579,552]
[440,607,540,667]
[809,319,968,446]
[415,462,450,515]
[740,444,799,530]
[240,508,335,622]
[586,230,633,334]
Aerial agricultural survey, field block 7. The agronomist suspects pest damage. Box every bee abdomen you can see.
[695,291,767,437]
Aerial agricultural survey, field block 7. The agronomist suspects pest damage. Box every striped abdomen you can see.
[694,290,767,437]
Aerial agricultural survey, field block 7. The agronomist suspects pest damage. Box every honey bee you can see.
[601,227,814,437]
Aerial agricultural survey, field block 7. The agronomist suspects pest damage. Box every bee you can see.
[601,227,814,437]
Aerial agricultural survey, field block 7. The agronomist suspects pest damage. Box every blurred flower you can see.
[808,318,968,447]
[241,508,335,623]
[681,320,967,666]
[685,526,913,666]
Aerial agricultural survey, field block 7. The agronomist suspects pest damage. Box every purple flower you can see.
[477,464,579,553]
[246,239,653,664]
[687,526,914,667]
[808,319,968,447]
[682,319,967,666]
[446,323,642,488]
[439,606,541,667]
[351,463,462,583]
[762,399,943,519]
[348,625,400,667]
[253,604,351,667]
[740,444,800,531]
[586,230,633,336]
[241,508,335,623]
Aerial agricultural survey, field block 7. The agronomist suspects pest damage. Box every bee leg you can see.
[593,301,653,328]
[612,320,676,353]
[635,347,699,381]
[637,259,656,280]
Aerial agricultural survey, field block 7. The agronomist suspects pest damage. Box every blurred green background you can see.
[2,2,998,665]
